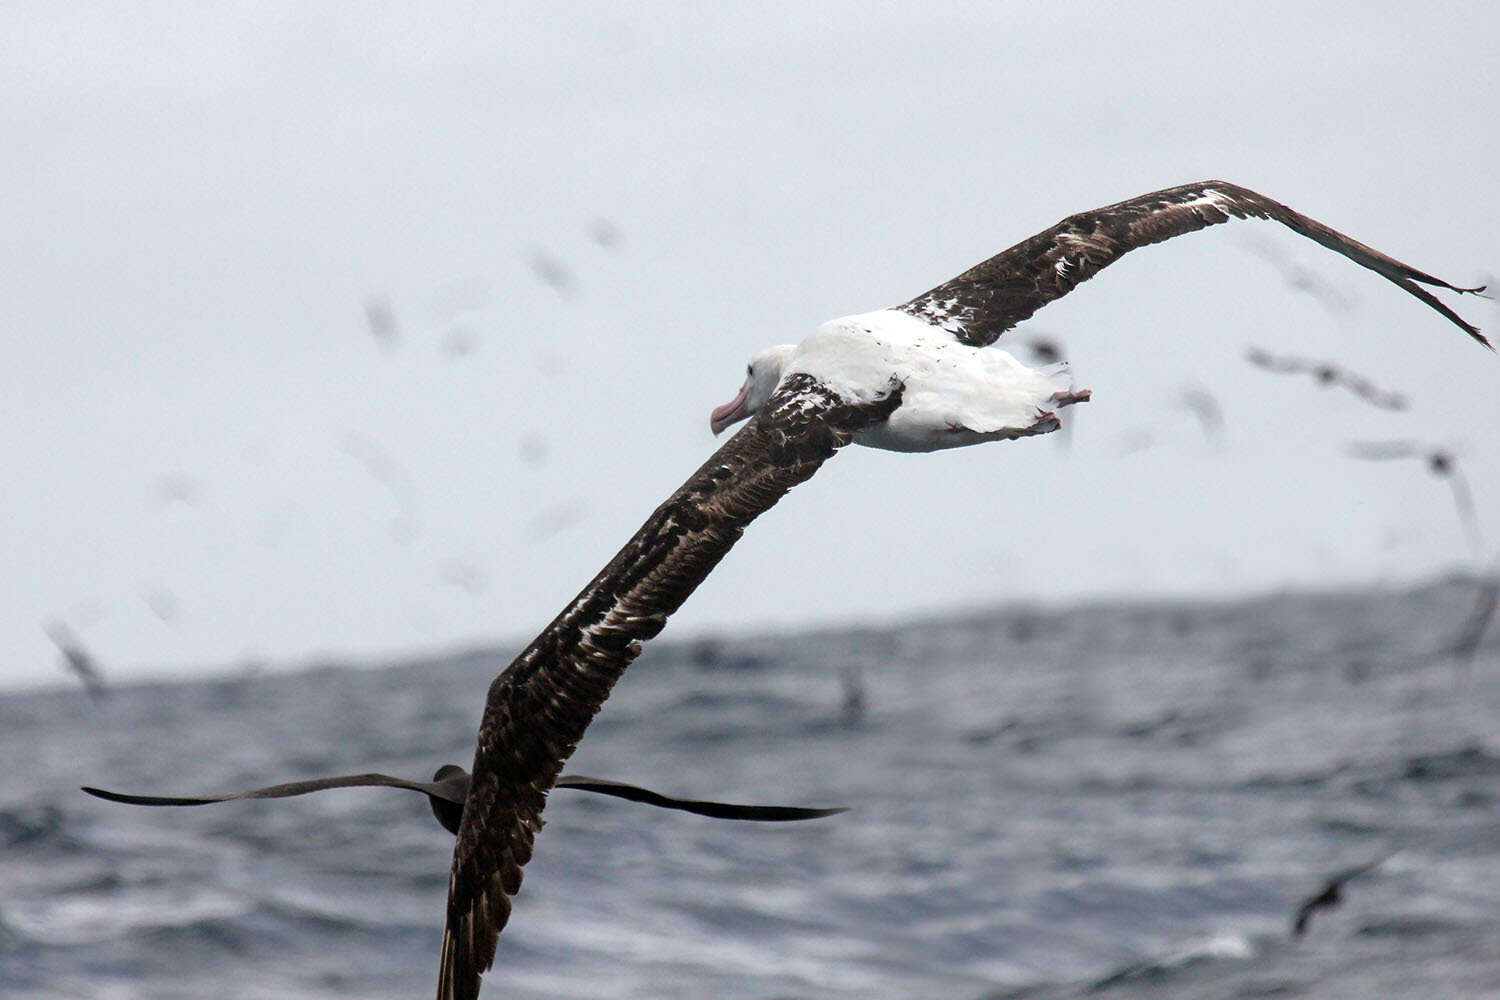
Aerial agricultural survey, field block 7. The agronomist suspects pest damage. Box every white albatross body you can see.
[713,308,1085,452]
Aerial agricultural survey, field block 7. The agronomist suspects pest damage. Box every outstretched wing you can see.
[1247,348,1409,410]
[1291,848,1399,937]
[1449,575,1500,665]
[436,374,902,1000]
[896,180,1488,349]
[554,775,846,821]
[1334,370,1408,411]
[1246,346,1314,374]
[81,772,439,807]
[1445,467,1484,555]
[1347,440,1425,461]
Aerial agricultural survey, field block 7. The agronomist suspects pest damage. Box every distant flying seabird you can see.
[1024,335,1065,366]
[364,296,400,350]
[1246,346,1409,410]
[1173,384,1225,446]
[44,622,108,701]
[1291,849,1398,937]
[1348,441,1483,554]
[1448,574,1500,668]
[442,180,1486,1000]
[82,766,844,835]
[1240,231,1358,315]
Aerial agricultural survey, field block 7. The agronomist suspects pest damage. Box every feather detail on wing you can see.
[897,180,1488,349]
[435,374,902,1000]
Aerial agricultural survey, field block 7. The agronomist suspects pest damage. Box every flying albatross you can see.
[1347,440,1484,555]
[82,766,844,833]
[439,180,1486,1000]
[44,621,108,701]
[1291,848,1400,938]
[1246,346,1410,410]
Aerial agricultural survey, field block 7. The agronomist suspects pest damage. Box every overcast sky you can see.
[3,2,1497,689]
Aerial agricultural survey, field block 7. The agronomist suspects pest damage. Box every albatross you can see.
[1347,440,1483,554]
[439,180,1486,1000]
[1246,346,1410,410]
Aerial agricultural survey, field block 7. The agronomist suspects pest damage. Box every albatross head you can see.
[710,345,798,435]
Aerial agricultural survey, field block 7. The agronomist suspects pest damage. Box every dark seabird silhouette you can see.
[1024,334,1065,365]
[527,502,586,542]
[526,250,577,298]
[437,561,491,597]
[1109,383,1223,454]
[518,432,549,466]
[140,587,180,623]
[1448,573,1499,668]
[364,296,400,350]
[1021,336,1077,449]
[1292,849,1398,937]
[1247,346,1409,410]
[439,180,1486,1000]
[443,327,480,358]
[44,622,108,701]
[588,217,622,250]
[1174,384,1225,446]
[340,431,420,544]
[82,765,844,836]
[1348,441,1483,554]
[1240,232,1358,315]
[839,665,867,728]
[150,474,200,506]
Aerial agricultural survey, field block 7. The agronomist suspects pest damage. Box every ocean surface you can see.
[3,578,1499,1000]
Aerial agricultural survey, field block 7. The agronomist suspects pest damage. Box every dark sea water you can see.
[3,578,1500,999]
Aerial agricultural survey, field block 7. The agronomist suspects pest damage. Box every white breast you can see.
[786,310,1079,453]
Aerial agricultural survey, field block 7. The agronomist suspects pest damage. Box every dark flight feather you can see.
[897,180,1487,350]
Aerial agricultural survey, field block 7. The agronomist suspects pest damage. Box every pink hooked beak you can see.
[710,385,752,436]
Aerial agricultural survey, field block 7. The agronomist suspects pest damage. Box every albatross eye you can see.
[747,364,754,377]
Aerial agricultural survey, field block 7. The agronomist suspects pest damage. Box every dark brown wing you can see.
[1291,848,1398,938]
[44,622,109,701]
[1348,440,1425,461]
[1449,575,1500,665]
[80,772,446,807]
[1446,466,1484,555]
[436,374,902,1000]
[1335,370,1409,411]
[896,180,1488,349]
[554,775,846,821]
[1246,346,1314,374]
[1291,883,1340,937]
[82,766,839,832]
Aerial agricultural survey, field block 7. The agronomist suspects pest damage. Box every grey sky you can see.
[3,2,1496,689]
